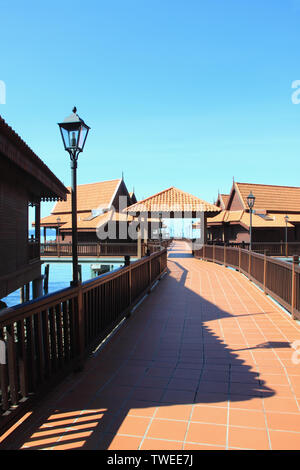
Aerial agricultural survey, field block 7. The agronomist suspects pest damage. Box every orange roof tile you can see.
[39,209,134,231]
[235,182,300,212]
[216,194,230,209]
[126,187,220,214]
[240,212,295,228]
[208,210,298,228]
[51,179,121,214]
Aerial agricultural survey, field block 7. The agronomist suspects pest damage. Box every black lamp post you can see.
[56,216,61,242]
[247,191,255,251]
[58,107,90,286]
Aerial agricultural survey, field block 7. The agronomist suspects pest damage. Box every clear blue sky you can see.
[1,0,300,225]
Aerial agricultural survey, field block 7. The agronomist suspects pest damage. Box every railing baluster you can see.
[6,323,19,406]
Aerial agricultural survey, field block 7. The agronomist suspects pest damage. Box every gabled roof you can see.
[39,208,134,231]
[208,210,300,228]
[126,187,220,214]
[51,179,122,214]
[0,115,68,201]
[234,182,300,212]
[129,191,137,205]
[216,193,230,209]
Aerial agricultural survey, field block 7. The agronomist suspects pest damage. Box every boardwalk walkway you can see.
[1,241,300,450]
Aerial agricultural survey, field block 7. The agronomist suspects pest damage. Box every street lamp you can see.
[247,191,255,251]
[58,107,90,286]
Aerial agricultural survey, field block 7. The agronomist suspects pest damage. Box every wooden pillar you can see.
[33,276,43,299]
[35,202,41,243]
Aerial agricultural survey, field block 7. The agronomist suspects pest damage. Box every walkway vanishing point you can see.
[1,241,300,451]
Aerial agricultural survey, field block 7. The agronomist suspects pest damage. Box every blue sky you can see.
[1,0,300,225]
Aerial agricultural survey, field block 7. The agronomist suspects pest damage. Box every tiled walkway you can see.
[1,241,300,450]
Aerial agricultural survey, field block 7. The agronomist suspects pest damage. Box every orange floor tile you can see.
[1,241,300,450]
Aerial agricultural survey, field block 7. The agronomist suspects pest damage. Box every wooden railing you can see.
[28,240,40,261]
[207,241,300,257]
[147,239,173,254]
[40,242,146,258]
[193,245,300,321]
[40,240,173,258]
[0,249,167,433]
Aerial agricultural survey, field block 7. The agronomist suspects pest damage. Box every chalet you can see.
[0,115,68,301]
[39,178,137,243]
[208,181,300,244]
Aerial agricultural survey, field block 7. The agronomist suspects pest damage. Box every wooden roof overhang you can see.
[0,115,68,202]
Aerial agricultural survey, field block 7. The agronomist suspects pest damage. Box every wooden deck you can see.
[1,241,300,450]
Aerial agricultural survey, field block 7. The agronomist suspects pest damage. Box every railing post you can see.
[263,250,267,294]
[224,244,227,267]
[147,252,152,292]
[238,247,241,272]
[248,251,251,279]
[291,255,299,320]
[57,242,60,258]
[203,244,206,260]
[159,251,162,278]
[75,285,85,371]
[125,258,132,317]
[213,243,215,263]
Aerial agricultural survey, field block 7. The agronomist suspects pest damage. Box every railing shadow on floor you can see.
[0,250,278,450]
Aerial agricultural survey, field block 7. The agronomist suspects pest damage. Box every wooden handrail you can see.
[193,244,300,322]
[0,249,168,433]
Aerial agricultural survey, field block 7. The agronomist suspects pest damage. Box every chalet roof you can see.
[208,210,300,228]
[51,179,122,214]
[0,115,68,201]
[39,209,134,231]
[126,187,220,215]
[234,182,300,212]
[39,178,137,231]
[129,191,137,205]
[216,193,230,209]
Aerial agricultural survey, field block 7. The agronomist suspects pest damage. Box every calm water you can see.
[2,259,124,308]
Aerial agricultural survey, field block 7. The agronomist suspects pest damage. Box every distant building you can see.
[208,181,300,244]
[0,115,68,300]
[39,178,137,243]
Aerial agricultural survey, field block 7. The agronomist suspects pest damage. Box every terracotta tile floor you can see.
[1,241,300,450]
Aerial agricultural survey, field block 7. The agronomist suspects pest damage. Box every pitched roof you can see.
[216,193,230,209]
[234,182,300,212]
[51,179,121,214]
[0,115,68,201]
[208,210,300,228]
[126,187,220,214]
[39,209,134,231]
